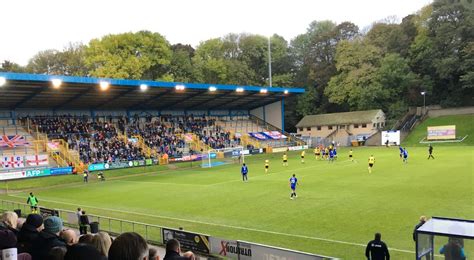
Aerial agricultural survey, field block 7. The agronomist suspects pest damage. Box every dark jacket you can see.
[80,215,90,226]
[366,239,390,260]
[164,250,189,260]
[0,229,17,250]
[413,221,426,241]
[17,225,41,254]
[32,231,67,260]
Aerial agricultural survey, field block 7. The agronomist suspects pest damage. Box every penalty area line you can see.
[8,194,417,255]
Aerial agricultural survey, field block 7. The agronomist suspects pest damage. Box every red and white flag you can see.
[1,156,24,169]
[25,155,49,166]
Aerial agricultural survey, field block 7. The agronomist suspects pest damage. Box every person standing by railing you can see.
[26,192,39,214]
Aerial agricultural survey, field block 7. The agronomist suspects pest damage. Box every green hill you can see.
[403,114,474,146]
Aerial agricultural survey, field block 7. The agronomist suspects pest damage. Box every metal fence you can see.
[0,199,164,245]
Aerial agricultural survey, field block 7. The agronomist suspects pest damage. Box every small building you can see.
[296,109,386,142]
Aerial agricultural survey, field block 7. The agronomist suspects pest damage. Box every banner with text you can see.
[162,228,210,255]
[427,125,456,140]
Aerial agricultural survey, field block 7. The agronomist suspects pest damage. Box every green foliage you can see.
[85,31,172,80]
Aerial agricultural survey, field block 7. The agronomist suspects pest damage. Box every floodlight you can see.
[0,77,6,86]
[236,87,244,92]
[140,84,148,91]
[260,88,268,94]
[175,84,185,91]
[99,81,110,91]
[209,86,217,92]
[52,79,62,89]
[284,89,289,94]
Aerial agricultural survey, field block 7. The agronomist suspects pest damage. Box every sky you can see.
[1,0,432,66]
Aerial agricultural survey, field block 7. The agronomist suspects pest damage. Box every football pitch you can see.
[1,146,473,259]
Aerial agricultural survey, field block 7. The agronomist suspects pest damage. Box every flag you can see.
[1,156,24,169]
[0,135,30,148]
[25,155,49,166]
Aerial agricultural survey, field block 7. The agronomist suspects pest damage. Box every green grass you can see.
[1,147,473,259]
[403,114,474,146]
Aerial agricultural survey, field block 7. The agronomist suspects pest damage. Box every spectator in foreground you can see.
[60,229,78,247]
[17,214,44,254]
[164,239,195,260]
[49,246,67,260]
[108,232,148,260]
[365,233,390,260]
[64,243,106,260]
[413,216,427,242]
[149,246,161,260]
[92,231,112,257]
[1,211,19,234]
[78,234,95,244]
[439,237,466,260]
[35,216,67,259]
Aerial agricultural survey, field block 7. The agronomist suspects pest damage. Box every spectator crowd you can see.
[28,115,240,164]
[0,211,195,260]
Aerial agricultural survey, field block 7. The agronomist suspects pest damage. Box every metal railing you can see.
[0,199,164,245]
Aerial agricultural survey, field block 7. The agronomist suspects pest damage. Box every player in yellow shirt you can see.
[368,155,375,173]
[349,149,354,162]
[282,153,288,166]
[314,147,321,160]
[264,159,269,173]
[324,147,329,160]
[301,150,305,163]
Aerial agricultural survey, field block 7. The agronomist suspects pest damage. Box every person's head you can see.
[92,232,112,257]
[61,229,78,246]
[77,208,82,212]
[82,210,86,215]
[374,233,381,241]
[24,213,44,232]
[148,246,160,260]
[166,238,181,254]
[44,216,63,235]
[108,232,148,260]
[292,174,295,177]
[420,216,427,223]
[29,192,33,196]
[2,211,18,229]
[49,246,67,260]
[243,163,246,166]
[65,243,105,260]
[79,234,95,244]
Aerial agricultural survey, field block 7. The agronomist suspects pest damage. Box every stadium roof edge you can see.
[0,72,305,94]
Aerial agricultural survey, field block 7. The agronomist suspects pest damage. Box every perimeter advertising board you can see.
[162,228,210,254]
[427,125,456,140]
[381,130,400,145]
[209,237,252,260]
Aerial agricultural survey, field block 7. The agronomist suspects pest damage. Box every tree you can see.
[168,44,195,82]
[0,60,26,73]
[85,31,172,80]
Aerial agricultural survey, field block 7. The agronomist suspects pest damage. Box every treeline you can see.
[1,0,472,130]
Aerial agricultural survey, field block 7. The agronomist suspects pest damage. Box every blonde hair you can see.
[92,232,112,257]
[2,211,18,229]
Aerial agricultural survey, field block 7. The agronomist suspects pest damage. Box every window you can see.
[354,124,359,128]
[373,123,376,128]
[299,128,303,131]
[328,125,333,130]
[317,126,321,131]
[362,124,367,128]
[340,125,345,129]
[307,127,311,131]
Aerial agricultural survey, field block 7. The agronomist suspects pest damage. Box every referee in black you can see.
[365,233,390,260]
[427,144,435,159]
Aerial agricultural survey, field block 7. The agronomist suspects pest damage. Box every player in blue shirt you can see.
[328,149,335,163]
[241,163,248,182]
[403,148,408,164]
[289,174,298,199]
[333,148,337,160]
[399,146,404,160]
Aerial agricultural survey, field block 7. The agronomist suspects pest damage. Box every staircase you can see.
[22,121,86,173]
